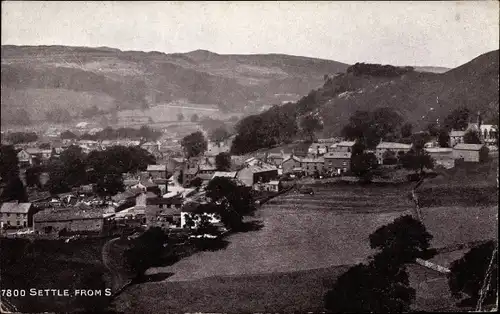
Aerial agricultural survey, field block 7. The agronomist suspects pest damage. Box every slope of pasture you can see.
[114,183,498,313]
[146,185,416,282]
[0,87,115,121]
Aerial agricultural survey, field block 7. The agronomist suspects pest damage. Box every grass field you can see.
[114,181,497,312]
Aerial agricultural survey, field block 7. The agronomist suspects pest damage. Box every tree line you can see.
[62,125,162,142]
[0,144,156,201]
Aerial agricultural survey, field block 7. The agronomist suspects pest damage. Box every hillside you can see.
[0,45,349,125]
[229,50,499,154]
[317,50,499,136]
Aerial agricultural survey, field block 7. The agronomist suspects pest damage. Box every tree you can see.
[6,132,38,144]
[0,145,19,180]
[190,114,199,123]
[448,240,498,307]
[46,160,70,195]
[0,176,28,202]
[177,113,185,121]
[301,115,323,141]
[401,123,413,139]
[426,122,440,137]
[60,145,87,187]
[463,130,482,144]
[438,128,450,147]
[444,106,470,131]
[351,153,378,182]
[205,177,255,230]
[181,131,207,158]
[369,215,436,266]
[341,108,403,149]
[400,147,434,177]
[215,152,231,171]
[94,167,124,198]
[124,227,169,280]
[25,166,43,188]
[350,142,377,181]
[324,263,415,313]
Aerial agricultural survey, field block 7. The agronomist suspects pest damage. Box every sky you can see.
[2,1,499,68]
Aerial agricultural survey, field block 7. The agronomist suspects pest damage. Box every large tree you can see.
[124,227,169,280]
[0,145,19,179]
[215,152,231,171]
[350,142,377,182]
[205,177,255,230]
[59,145,87,187]
[324,263,415,313]
[25,166,43,188]
[342,108,403,149]
[181,131,208,158]
[369,215,436,267]
[300,115,323,141]
[94,166,124,198]
[448,240,498,307]
[401,122,413,139]
[443,106,470,131]
[400,147,434,177]
[437,128,450,147]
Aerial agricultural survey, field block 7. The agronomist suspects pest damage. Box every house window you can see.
[342,161,347,166]
[16,221,20,226]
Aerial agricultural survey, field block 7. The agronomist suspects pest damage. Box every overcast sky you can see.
[2,1,498,68]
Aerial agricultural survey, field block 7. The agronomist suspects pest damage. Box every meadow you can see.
[115,180,497,312]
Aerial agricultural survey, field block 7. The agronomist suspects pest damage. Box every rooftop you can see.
[450,130,466,137]
[0,202,32,214]
[212,171,237,179]
[376,142,412,149]
[336,141,357,147]
[453,143,486,151]
[147,164,167,171]
[34,208,105,222]
[324,152,352,159]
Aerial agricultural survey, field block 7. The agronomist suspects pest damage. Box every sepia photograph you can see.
[0,1,498,313]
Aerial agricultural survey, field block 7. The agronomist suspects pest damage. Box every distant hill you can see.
[0,45,349,125]
[229,50,499,154]
[317,50,499,136]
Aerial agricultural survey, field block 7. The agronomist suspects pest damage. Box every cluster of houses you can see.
[1,116,497,238]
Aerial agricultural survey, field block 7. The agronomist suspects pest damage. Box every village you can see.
[0,110,497,241]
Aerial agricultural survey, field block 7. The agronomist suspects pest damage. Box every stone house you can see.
[0,202,34,228]
[452,143,489,163]
[323,152,351,175]
[33,208,109,234]
[375,142,413,165]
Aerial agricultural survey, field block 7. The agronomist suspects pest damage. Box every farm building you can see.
[147,164,168,179]
[281,155,303,174]
[0,202,34,228]
[375,142,412,165]
[323,152,351,175]
[330,141,356,153]
[452,143,489,163]
[33,208,110,234]
[236,163,278,187]
[300,156,325,176]
[265,152,291,167]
